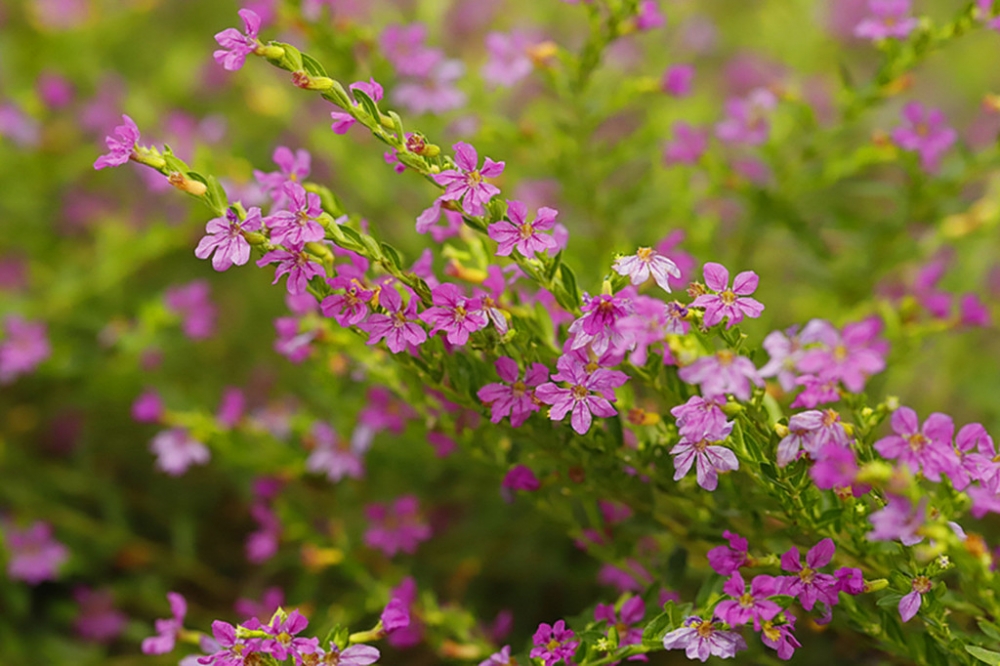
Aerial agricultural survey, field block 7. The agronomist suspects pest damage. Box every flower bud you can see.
[291,70,334,91]
[862,578,889,593]
[167,172,208,196]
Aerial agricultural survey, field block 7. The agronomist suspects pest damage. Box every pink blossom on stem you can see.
[0,315,51,384]
[195,207,263,271]
[670,421,739,491]
[214,9,262,71]
[530,620,579,666]
[264,182,325,247]
[568,291,634,355]
[635,1,665,30]
[259,610,319,662]
[594,596,645,650]
[253,146,311,209]
[477,357,549,427]
[535,353,628,434]
[502,464,541,492]
[854,0,918,40]
[488,200,559,257]
[364,495,431,556]
[419,283,488,345]
[715,572,781,629]
[662,616,747,661]
[322,277,374,326]
[150,428,210,476]
[93,114,139,169]
[678,350,763,401]
[132,389,164,423]
[708,530,749,576]
[141,592,187,655]
[760,615,801,660]
[873,407,957,482]
[256,246,325,295]
[866,494,925,545]
[4,521,69,585]
[330,78,385,134]
[899,575,933,622]
[432,142,504,216]
[614,247,681,292]
[778,539,839,611]
[691,262,764,328]
[891,102,957,173]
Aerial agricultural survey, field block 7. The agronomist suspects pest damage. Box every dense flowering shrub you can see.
[4,0,1000,665]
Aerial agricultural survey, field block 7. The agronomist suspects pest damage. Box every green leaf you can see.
[388,111,406,143]
[640,611,672,648]
[558,264,581,310]
[301,52,328,78]
[966,646,1000,665]
[380,243,403,269]
[270,41,303,71]
[205,176,228,216]
[352,87,382,124]
[979,620,1000,643]
[336,225,366,252]
[360,235,383,261]
[876,593,903,608]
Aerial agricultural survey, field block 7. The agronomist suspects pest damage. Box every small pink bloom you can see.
[691,262,765,328]
[214,9,262,71]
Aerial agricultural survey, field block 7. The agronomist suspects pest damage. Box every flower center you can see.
[720,289,737,305]
[822,409,839,427]
[716,350,735,366]
[392,311,408,328]
[636,246,654,262]
[518,222,536,239]
[908,433,929,452]
[468,170,483,185]
[696,620,715,638]
[571,384,589,400]
[512,381,527,397]
[277,631,292,645]
[762,622,781,642]
[799,566,815,584]
[833,344,848,362]
[739,592,755,608]
[547,638,561,651]
[454,305,467,322]
[912,575,932,594]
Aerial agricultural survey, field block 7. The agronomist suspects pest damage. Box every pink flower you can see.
[776,409,850,467]
[535,353,628,434]
[614,247,680,292]
[866,494,925,545]
[273,316,315,363]
[488,200,559,257]
[306,421,363,482]
[715,572,781,629]
[760,615,801,660]
[214,9,262,71]
[364,495,431,556]
[662,616,747,661]
[810,443,860,490]
[678,350,763,402]
[594,597,645,650]
[854,0,918,40]
[891,102,957,173]
[73,587,127,643]
[478,357,549,427]
[93,114,139,169]
[431,142,504,216]
[568,291,634,355]
[899,575,933,622]
[778,539,839,611]
[132,389,164,423]
[482,31,535,88]
[322,277,374,326]
[264,182,325,247]
[691,262,764,328]
[795,318,887,394]
[141,592,187,655]
[419,283,488,345]
[149,428,210,476]
[672,396,728,443]
[635,1,665,30]
[256,247,325,295]
[715,89,777,146]
[165,280,217,339]
[253,146,311,209]
[318,643,381,666]
[394,60,468,115]
[4,521,69,585]
[873,407,957,482]
[530,620,579,666]
[662,64,694,96]
[259,610,319,662]
[502,464,541,492]
[707,530,748,576]
[0,315,51,384]
[670,421,739,491]
[195,207,263,271]
[330,79,385,134]
[663,122,708,165]
[217,387,246,428]
[380,24,443,78]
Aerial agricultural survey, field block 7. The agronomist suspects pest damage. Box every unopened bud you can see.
[255,44,285,60]
[856,461,893,485]
[527,41,559,67]
[862,578,889,593]
[291,70,334,91]
[774,423,789,438]
[168,172,207,196]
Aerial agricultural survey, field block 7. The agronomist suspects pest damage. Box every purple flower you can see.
[594,597,645,649]
[635,0,665,30]
[663,122,708,166]
[319,643,381,666]
[419,283,488,345]
[568,291,633,355]
[760,615,801,660]
[964,424,1000,492]
[480,645,513,666]
[478,357,549,427]
[672,396,728,442]
[93,114,139,170]
[273,317,315,363]
[259,609,319,662]
[758,326,806,391]
[535,353,628,435]
[662,64,694,97]
[217,387,246,428]
[132,389,164,423]
[380,23,443,78]
[795,318,887,393]
[331,79,385,134]
[670,421,739,491]
[0,315,51,384]
[381,598,410,633]
[810,443,860,490]
[265,183,325,247]
[502,464,541,492]
[253,146,311,209]
[873,407,957,481]
[306,421,363,482]
[866,494,925,546]
[614,247,680,292]
[678,350,763,402]
[891,102,957,173]
[357,284,429,354]
[165,280,217,339]
[614,296,683,365]
[73,587,127,643]
[214,9,262,71]
[715,572,781,630]
[692,262,764,328]
[256,247,325,295]
[384,577,424,648]
[662,616,747,662]
[854,0,918,40]
[432,142,504,216]
[149,428,210,476]
[835,568,865,596]
[960,293,991,327]
[778,539,839,611]
[141,592,187,655]
[488,200,559,257]
[899,575,933,622]
[777,409,850,467]
[482,31,535,88]
[715,89,777,146]
[364,495,431,556]
[4,521,69,585]
[394,60,468,115]
[195,207,263,271]
[530,620,579,666]
[708,530,749,576]
[321,277,374,327]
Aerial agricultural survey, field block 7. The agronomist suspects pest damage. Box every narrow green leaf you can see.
[966,646,1000,665]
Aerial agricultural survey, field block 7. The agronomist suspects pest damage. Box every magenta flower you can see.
[73,587,127,643]
[197,619,257,665]
[776,409,850,467]
[810,443,860,490]
[614,296,682,365]
[662,64,694,97]
[614,247,681,292]
[394,60,468,115]
[478,357,549,427]
[708,530,749,576]
[0,315,51,384]
[482,31,535,88]
[4,521,69,585]
[502,464,541,492]
[141,592,187,655]
[964,424,1000,492]
[132,389,164,423]
[214,9,262,71]
[306,421,363,482]
[854,0,919,40]
[265,182,325,247]
[364,495,431,556]
[247,502,281,564]
[715,89,777,146]
[778,539,839,611]
[256,247,325,295]
[873,407,957,481]
[662,616,747,662]
[866,494,925,545]
[195,207,263,271]
[273,316,315,363]
[318,643,380,666]
[891,102,957,173]
[715,572,781,629]
[760,615,801,660]
[217,387,246,428]
[93,114,139,169]
[321,277,374,326]
[488,200,559,257]
[419,283,488,345]
[380,23,443,78]
[253,146,311,209]
[678,350,763,402]
[259,610,319,662]
[672,396,728,442]
[330,78,385,134]
[663,121,708,166]
[165,280,217,339]
[758,326,806,391]
[795,318,887,393]
[594,596,645,649]
[635,0,665,30]
[670,421,739,491]
[568,291,633,355]
[692,262,764,328]
[149,428,209,476]
[431,142,504,216]
[480,645,514,666]
[899,575,933,622]
[530,620,579,666]
[535,353,628,435]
